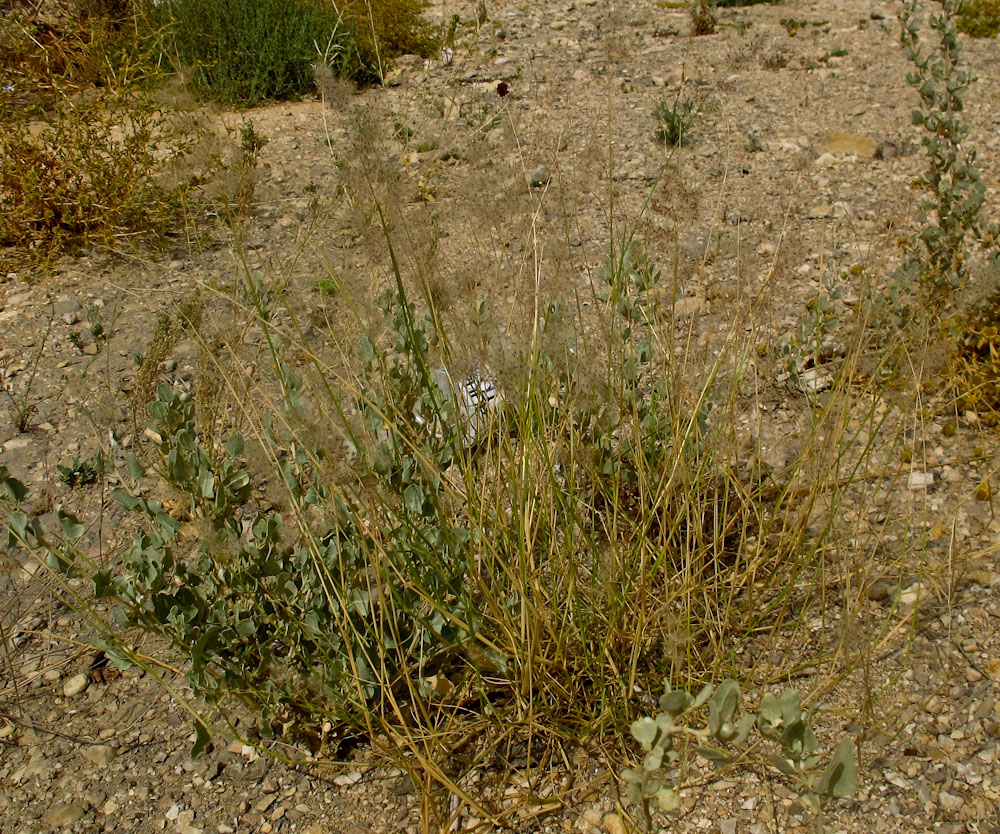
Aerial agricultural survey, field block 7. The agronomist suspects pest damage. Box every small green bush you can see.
[152,0,439,105]
[956,0,1000,37]
[654,92,699,146]
[897,0,998,293]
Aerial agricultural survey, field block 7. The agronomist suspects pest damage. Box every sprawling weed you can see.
[623,680,857,832]
[6,2,983,826]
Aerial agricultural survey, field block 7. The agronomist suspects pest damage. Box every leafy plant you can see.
[58,457,100,489]
[2,317,52,433]
[780,276,846,397]
[623,679,858,832]
[898,0,1000,294]
[87,305,106,343]
[781,17,808,36]
[654,91,700,147]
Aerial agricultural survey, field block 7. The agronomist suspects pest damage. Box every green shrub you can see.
[654,92,700,146]
[152,0,438,105]
[956,0,1000,37]
[152,0,372,105]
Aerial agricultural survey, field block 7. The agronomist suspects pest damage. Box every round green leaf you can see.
[631,716,658,751]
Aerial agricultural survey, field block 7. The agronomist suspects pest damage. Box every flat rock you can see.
[673,295,708,317]
[83,744,116,766]
[866,581,891,601]
[43,803,86,827]
[907,471,935,490]
[603,812,626,834]
[528,165,551,187]
[820,131,878,158]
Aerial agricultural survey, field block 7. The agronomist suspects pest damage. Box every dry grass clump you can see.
[948,275,1000,423]
[0,88,190,260]
[690,0,718,35]
[0,2,193,266]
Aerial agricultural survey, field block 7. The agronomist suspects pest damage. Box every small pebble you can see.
[529,165,551,187]
[63,673,90,697]
[866,581,891,602]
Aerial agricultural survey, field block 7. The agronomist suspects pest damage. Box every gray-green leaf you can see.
[57,507,85,540]
[358,335,376,364]
[759,692,782,726]
[631,716,658,751]
[770,754,798,777]
[731,713,756,746]
[709,679,740,736]
[695,745,733,763]
[817,738,858,798]
[403,483,425,514]
[655,787,680,811]
[126,452,145,480]
[660,689,694,716]
[191,720,211,758]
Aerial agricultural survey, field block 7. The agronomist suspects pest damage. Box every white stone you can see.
[63,673,90,697]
